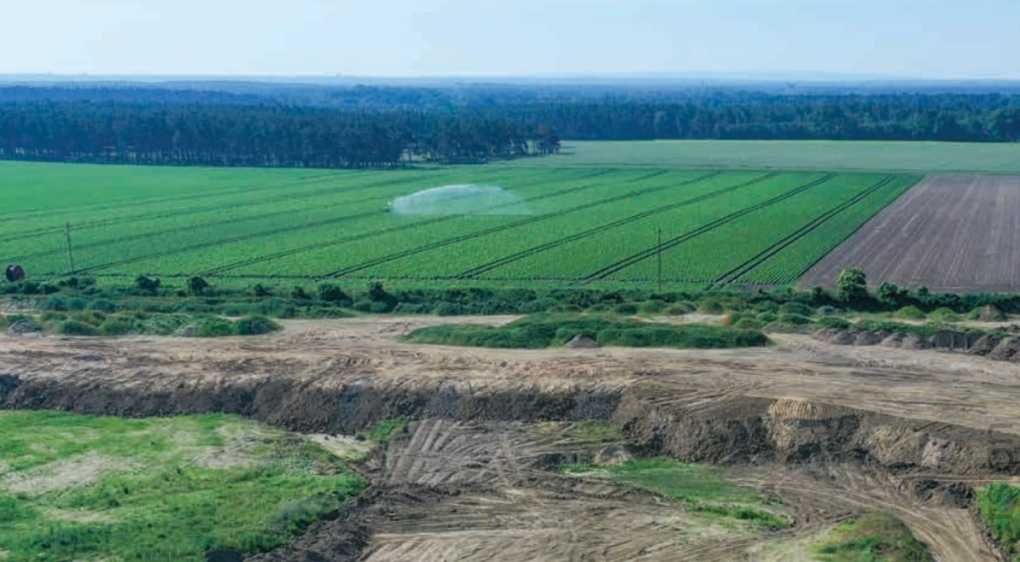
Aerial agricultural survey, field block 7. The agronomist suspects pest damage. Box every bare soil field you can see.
[3,317,1020,561]
[801,174,1020,292]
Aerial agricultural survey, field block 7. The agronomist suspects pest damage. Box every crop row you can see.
[607,174,897,282]
[86,169,658,276]
[482,173,830,281]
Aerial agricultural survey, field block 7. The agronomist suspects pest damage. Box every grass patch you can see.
[566,421,623,444]
[21,311,282,338]
[813,512,934,562]
[0,411,366,561]
[363,418,408,445]
[560,457,787,530]
[404,313,769,349]
[978,482,1020,561]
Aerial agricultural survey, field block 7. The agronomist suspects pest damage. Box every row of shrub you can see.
[4,270,1019,322]
[402,314,770,350]
[3,310,280,338]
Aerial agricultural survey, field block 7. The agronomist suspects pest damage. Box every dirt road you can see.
[1,316,1017,561]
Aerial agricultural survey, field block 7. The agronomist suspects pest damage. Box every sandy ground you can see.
[1,316,1017,561]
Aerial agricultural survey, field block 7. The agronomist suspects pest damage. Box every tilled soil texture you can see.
[800,174,1020,293]
[2,317,1020,561]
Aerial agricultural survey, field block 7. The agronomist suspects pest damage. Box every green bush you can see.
[778,302,814,316]
[757,312,778,323]
[138,314,194,336]
[99,318,135,336]
[613,303,639,315]
[88,298,118,313]
[777,314,812,326]
[71,311,106,325]
[698,299,725,314]
[195,318,235,338]
[662,302,696,316]
[929,307,960,322]
[56,320,99,336]
[733,318,764,330]
[431,302,465,316]
[233,316,281,336]
[818,317,852,330]
[405,314,769,350]
[816,305,842,317]
[521,298,558,313]
[752,301,779,314]
[638,300,666,314]
[894,306,926,320]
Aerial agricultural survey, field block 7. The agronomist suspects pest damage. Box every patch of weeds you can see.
[364,418,408,445]
[813,512,933,561]
[405,313,768,349]
[0,412,366,562]
[560,457,787,530]
[978,482,1020,561]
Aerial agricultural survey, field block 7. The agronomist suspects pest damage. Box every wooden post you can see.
[65,221,75,274]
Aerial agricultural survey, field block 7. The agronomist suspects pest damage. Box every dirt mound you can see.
[988,337,1020,361]
[969,335,1002,356]
[564,335,600,349]
[6,319,39,336]
[854,331,884,346]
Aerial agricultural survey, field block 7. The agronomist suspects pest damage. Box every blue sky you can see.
[2,0,1017,78]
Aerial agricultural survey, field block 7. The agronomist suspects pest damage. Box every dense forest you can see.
[0,102,561,167]
[0,82,1018,169]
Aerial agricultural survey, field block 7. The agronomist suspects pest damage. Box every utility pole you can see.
[65,221,76,274]
[657,227,663,293]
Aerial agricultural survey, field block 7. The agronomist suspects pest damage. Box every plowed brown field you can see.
[801,174,1020,292]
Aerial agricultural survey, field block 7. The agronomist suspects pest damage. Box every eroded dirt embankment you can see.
[2,319,1018,561]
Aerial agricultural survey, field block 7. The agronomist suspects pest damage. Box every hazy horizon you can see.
[3,0,1019,80]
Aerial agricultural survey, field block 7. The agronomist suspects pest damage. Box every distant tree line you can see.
[2,83,1020,171]
[0,101,561,168]
[487,95,1020,142]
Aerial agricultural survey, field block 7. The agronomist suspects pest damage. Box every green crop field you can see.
[0,160,919,289]
[516,140,1020,174]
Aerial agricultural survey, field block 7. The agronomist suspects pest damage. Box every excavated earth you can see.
[3,316,1020,561]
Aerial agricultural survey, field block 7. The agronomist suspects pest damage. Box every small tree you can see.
[318,283,350,304]
[188,276,210,296]
[836,268,869,303]
[876,282,907,306]
[253,284,272,298]
[135,275,161,295]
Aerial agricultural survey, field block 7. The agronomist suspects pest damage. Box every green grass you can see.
[515,140,1020,174]
[978,482,1020,561]
[363,417,408,444]
[403,313,769,349]
[0,411,367,562]
[813,513,934,562]
[560,458,787,530]
[0,161,918,290]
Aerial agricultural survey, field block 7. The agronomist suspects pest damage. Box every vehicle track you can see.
[581,174,838,283]
[710,175,897,287]
[454,173,778,279]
